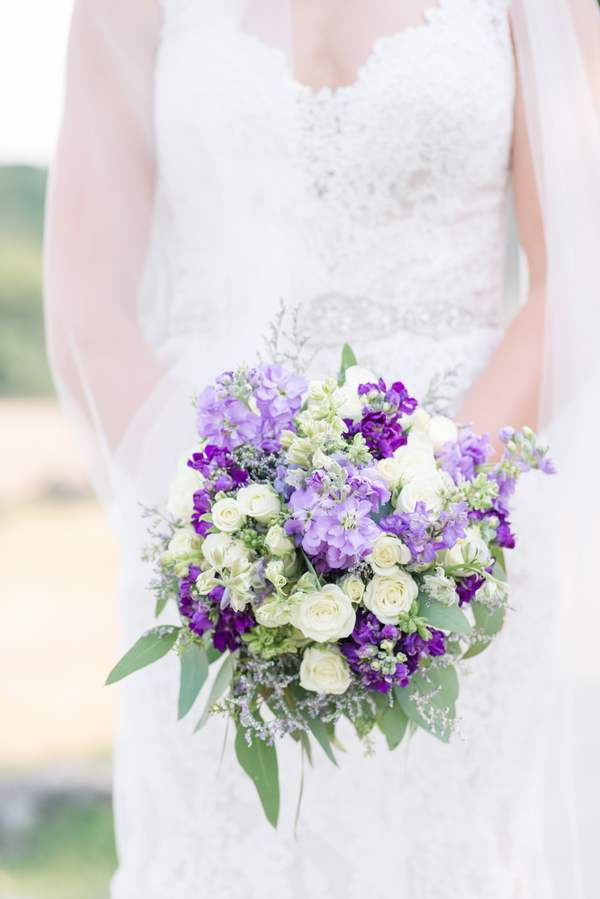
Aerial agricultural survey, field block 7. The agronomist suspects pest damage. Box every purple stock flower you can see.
[439,427,494,482]
[196,386,261,450]
[254,364,307,430]
[498,426,515,444]
[213,609,255,653]
[455,574,485,607]
[340,610,409,693]
[344,411,407,460]
[400,628,446,674]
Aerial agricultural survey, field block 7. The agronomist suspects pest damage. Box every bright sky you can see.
[0,0,75,165]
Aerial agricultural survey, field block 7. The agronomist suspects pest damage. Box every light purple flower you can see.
[498,426,515,444]
[254,364,307,428]
[196,386,261,450]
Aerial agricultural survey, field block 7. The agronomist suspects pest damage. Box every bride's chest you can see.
[155,0,515,208]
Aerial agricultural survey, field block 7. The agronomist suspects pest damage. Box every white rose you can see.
[236,484,281,524]
[396,474,444,514]
[393,444,437,482]
[166,466,205,520]
[211,497,246,533]
[407,430,434,449]
[443,526,491,574]
[426,415,459,453]
[201,532,250,567]
[291,584,356,642]
[336,365,377,423]
[363,571,419,624]
[300,646,351,695]
[168,527,197,558]
[265,524,295,557]
[377,456,403,490]
[400,406,431,432]
[367,534,411,575]
[340,574,365,603]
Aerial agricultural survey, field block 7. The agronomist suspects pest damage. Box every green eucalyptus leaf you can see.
[381,697,409,750]
[193,652,235,732]
[463,602,505,659]
[299,729,313,767]
[105,627,181,686]
[394,681,451,744]
[418,594,470,634]
[300,711,338,767]
[178,643,209,720]
[155,596,169,618]
[235,723,280,828]
[339,343,358,384]
[207,644,224,665]
[414,665,459,718]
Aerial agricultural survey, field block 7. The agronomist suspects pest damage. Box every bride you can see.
[44,0,600,896]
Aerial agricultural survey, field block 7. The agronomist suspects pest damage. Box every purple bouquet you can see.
[107,345,553,826]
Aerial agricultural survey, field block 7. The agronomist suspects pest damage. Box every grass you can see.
[0,792,117,899]
[0,166,53,397]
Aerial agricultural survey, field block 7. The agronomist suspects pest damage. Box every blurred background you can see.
[1,3,120,897]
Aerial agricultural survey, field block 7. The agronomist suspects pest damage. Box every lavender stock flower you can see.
[196,386,261,450]
[254,363,307,430]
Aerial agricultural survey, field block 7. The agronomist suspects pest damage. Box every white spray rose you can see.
[255,599,292,628]
[442,526,491,574]
[211,497,246,533]
[300,646,351,695]
[426,416,458,453]
[166,466,204,520]
[396,474,444,514]
[282,551,299,578]
[265,524,295,557]
[201,532,250,568]
[377,456,404,490]
[340,574,365,603]
[363,571,419,624]
[393,444,437,482]
[168,527,197,558]
[236,484,281,524]
[291,584,356,642]
[366,534,411,575]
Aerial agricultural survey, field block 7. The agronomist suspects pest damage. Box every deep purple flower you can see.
[254,363,307,429]
[344,410,407,460]
[455,574,485,607]
[213,605,255,653]
[399,628,446,675]
[196,386,261,450]
[340,610,410,693]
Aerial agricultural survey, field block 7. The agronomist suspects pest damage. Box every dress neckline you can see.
[290,2,445,100]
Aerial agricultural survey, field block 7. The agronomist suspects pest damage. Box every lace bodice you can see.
[110,3,558,898]
[155,0,514,360]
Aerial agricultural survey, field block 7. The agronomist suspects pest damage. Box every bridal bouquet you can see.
[107,345,553,826]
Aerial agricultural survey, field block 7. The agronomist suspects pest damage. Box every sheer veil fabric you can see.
[44,0,600,895]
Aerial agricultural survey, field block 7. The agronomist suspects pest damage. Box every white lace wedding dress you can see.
[110,1,559,896]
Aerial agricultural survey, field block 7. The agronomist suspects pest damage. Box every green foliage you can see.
[0,791,117,899]
[379,696,409,750]
[193,652,235,731]
[463,602,505,659]
[418,593,471,634]
[338,342,357,384]
[178,643,209,720]
[235,721,280,828]
[0,165,53,395]
[299,710,338,766]
[105,626,181,685]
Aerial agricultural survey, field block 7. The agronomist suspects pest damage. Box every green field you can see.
[0,165,54,396]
